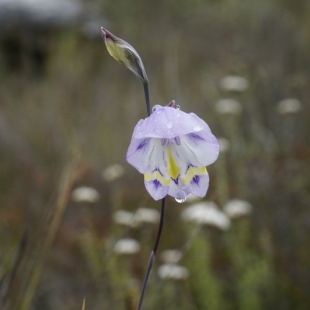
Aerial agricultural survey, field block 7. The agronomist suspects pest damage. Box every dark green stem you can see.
[137,197,166,310]
[143,81,151,116]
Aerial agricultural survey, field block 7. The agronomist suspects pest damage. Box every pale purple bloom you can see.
[126,101,220,201]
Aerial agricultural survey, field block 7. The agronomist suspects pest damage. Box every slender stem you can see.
[137,197,166,310]
[143,81,151,116]
[3,230,28,305]
[137,76,166,310]
[152,198,166,255]
[18,162,78,310]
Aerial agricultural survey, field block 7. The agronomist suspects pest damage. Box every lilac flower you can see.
[126,101,220,201]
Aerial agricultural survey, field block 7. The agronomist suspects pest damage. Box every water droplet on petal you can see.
[175,191,187,203]
[176,114,180,118]
[193,125,203,132]
[152,105,162,113]
[167,121,173,129]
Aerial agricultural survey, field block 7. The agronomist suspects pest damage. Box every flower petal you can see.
[181,167,210,197]
[126,131,167,174]
[144,171,170,187]
[133,106,213,139]
[144,178,169,201]
[181,130,219,166]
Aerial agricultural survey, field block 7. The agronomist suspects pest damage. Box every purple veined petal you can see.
[127,133,187,180]
[181,167,210,197]
[144,178,169,201]
[126,134,168,174]
[133,107,211,139]
[166,130,219,173]
[126,136,152,173]
[181,129,220,166]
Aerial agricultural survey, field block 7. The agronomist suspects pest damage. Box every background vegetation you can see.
[0,0,310,309]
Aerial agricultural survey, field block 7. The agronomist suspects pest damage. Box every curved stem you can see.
[143,81,151,116]
[137,197,166,310]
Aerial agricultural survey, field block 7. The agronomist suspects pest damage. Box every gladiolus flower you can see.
[126,101,220,201]
[101,27,148,82]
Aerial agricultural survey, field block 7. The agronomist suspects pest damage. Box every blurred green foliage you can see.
[0,0,310,309]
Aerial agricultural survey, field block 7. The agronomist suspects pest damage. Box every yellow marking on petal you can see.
[167,146,180,180]
[181,166,207,184]
[106,40,123,62]
[144,171,170,186]
[106,42,137,73]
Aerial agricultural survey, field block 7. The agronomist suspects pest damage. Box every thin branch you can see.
[137,197,166,310]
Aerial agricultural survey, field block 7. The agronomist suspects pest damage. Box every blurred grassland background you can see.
[0,0,310,309]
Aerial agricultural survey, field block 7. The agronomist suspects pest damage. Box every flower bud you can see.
[101,27,148,82]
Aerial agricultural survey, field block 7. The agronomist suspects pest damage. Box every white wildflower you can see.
[113,238,141,255]
[277,98,301,114]
[102,164,124,182]
[161,250,183,264]
[185,193,202,203]
[181,202,231,230]
[158,264,189,280]
[218,137,230,153]
[134,208,160,224]
[71,186,100,203]
[113,210,137,228]
[224,199,253,219]
[220,75,249,92]
[215,99,242,115]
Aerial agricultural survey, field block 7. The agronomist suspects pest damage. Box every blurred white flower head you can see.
[181,202,231,230]
[102,164,124,182]
[158,264,189,280]
[134,207,160,224]
[113,210,137,228]
[215,99,242,115]
[224,199,253,219]
[71,186,100,203]
[277,98,302,115]
[113,238,141,255]
[185,193,202,203]
[220,75,249,92]
[218,137,231,153]
[160,250,183,264]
